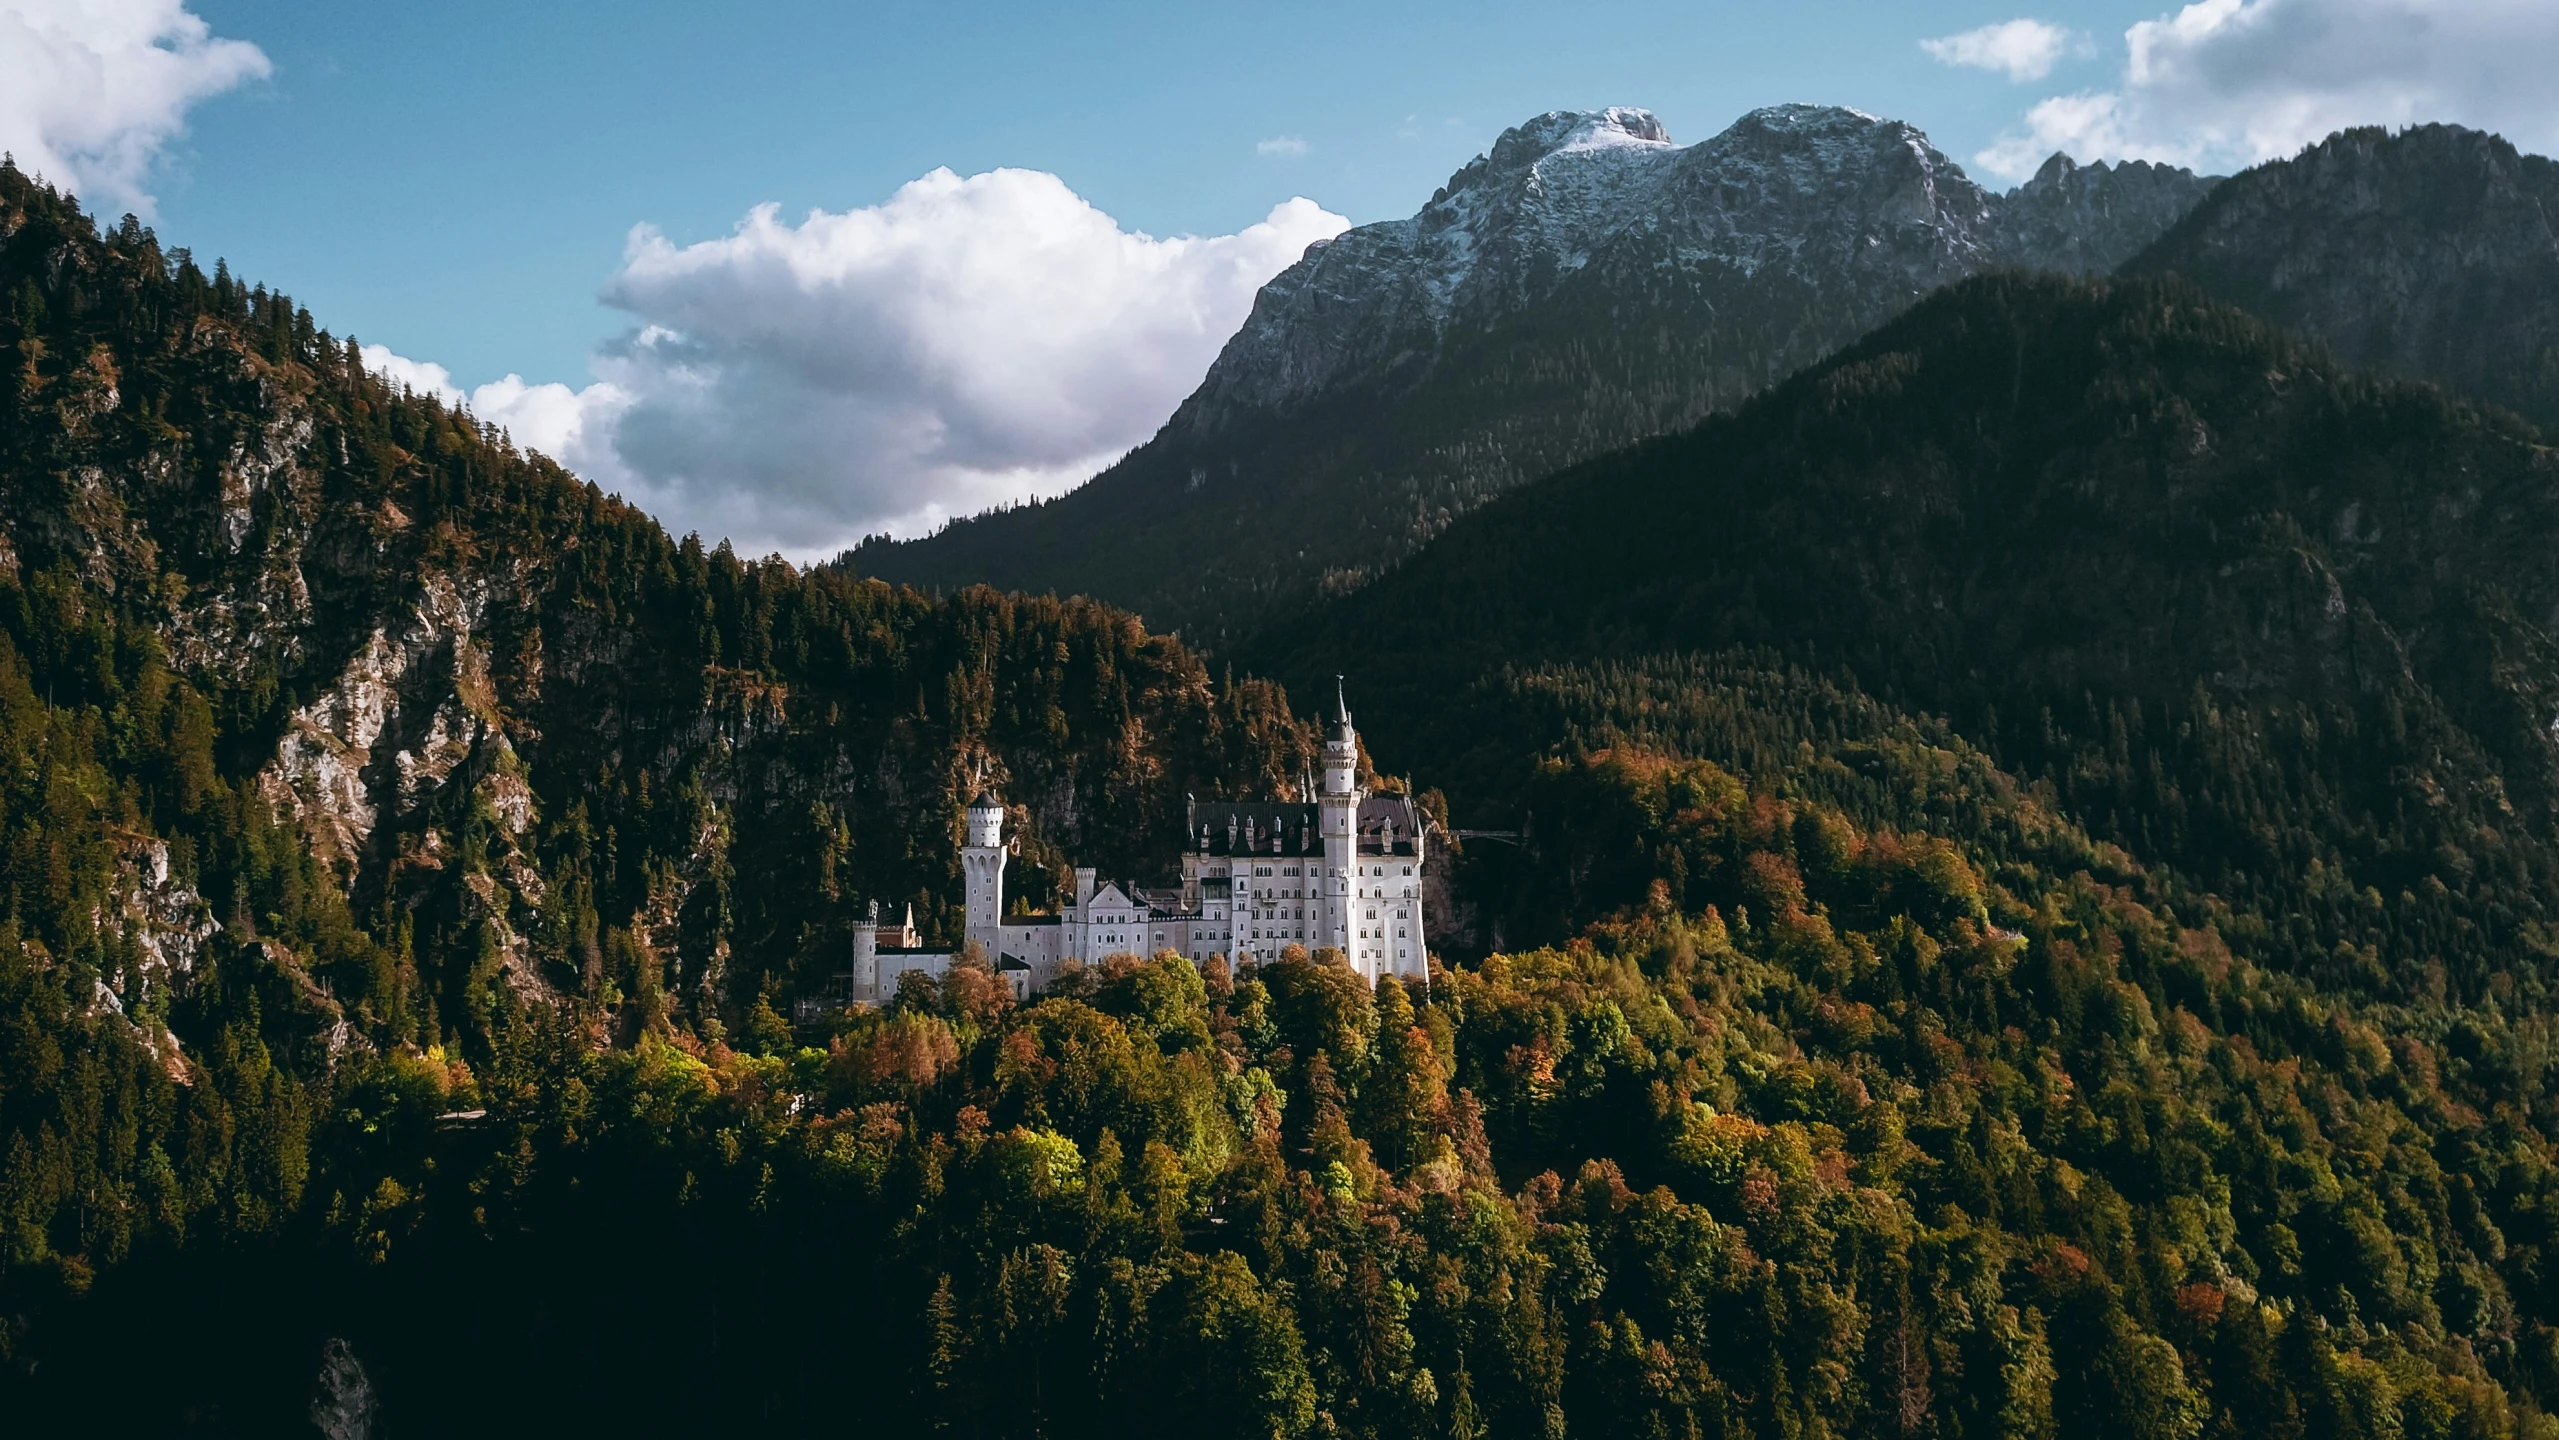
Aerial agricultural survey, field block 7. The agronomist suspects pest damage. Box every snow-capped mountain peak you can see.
[1186,102,2165,422]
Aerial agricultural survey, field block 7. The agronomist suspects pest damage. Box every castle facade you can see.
[838,696,1429,1007]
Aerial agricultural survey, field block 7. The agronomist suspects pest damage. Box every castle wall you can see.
[939,708,1428,998]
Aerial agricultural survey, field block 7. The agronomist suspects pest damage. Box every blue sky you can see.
[11,0,2556,554]
[164,0,2150,389]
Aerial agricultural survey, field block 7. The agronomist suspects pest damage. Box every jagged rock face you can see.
[1995,152,2223,275]
[309,1338,378,1440]
[4,319,572,1020]
[858,104,2213,640]
[1180,107,1692,418]
[2125,123,2559,431]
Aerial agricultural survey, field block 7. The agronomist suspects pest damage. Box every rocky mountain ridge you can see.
[2125,122,2559,431]
[1184,104,2207,427]
[854,104,2215,638]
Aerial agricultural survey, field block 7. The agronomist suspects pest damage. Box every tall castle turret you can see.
[852,899,881,1002]
[963,791,1008,943]
[1321,679,1365,967]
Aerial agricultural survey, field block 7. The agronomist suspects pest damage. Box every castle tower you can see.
[1321,679,1365,971]
[962,791,1007,950]
[853,899,881,1003]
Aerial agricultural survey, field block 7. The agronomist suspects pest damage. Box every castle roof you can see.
[1086,880,1141,911]
[1354,794,1426,857]
[1180,794,1429,858]
[1186,800,1325,857]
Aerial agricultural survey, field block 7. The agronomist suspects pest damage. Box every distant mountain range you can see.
[852,104,2216,639]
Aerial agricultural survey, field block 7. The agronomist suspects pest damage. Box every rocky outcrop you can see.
[1993,152,2221,275]
[310,1338,379,1440]
[258,569,491,874]
[2125,123,2559,431]
[111,835,220,997]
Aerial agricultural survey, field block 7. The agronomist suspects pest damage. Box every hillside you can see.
[1253,273,2559,1002]
[852,105,2212,642]
[2126,123,2559,431]
[0,156,1323,1056]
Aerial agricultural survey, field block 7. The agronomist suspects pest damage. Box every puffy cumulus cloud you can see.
[1975,0,2559,181]
[467,373,631,475]
[0,0,268,214]
[583,167,1347,557]
[1921,19,2082,82]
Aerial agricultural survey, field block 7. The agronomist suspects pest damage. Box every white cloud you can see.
[1921,19,2082,82]
[467,373,632,473]
[1256,135,1310,157]
[1974,0,2559,181]
[0,0,268,214]
[370,169,1346,561]
[580,167,1345,558]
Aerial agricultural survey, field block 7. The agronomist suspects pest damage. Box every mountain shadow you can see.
[1252,272,2559,1002]
[2126,122,2559,432]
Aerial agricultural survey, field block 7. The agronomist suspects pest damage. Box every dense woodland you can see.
[1265,276,2559,1003]
[10,156,2559,1438]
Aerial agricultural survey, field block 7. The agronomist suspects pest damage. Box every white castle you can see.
[832,690,1429,1008]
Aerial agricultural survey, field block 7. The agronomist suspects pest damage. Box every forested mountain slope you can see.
[9,165,2559,1440]
[2126,123,2559,432]
[1255,274,2559,1003]
[0,155,1316,1060]
[853,106,2211,641]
